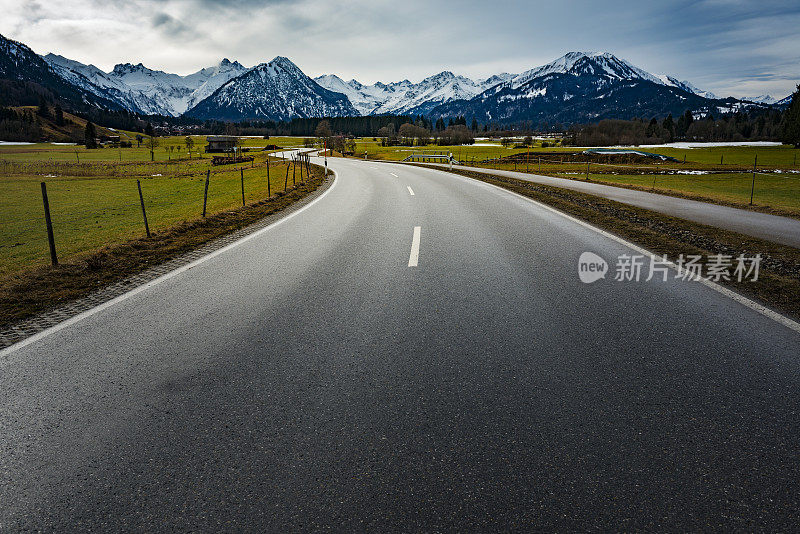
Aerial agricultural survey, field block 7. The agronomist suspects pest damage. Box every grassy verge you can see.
[0,165,328,328]
[443,162,800,218]
[353,140,800,215]
[0,158,310,276]
[416,165,800,320]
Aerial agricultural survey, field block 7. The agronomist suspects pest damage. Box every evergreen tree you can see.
[662,113,675,141]
[680,109,694,138]
[144,122,154,137]
[84,121,97,148]
[471,118,478,132]
[54,104,64,127]
[781,84,800,148]
[37,97,49,119]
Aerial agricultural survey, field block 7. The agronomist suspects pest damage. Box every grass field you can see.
[0,135,306,163]
[352,139,800,213]
[1,142,309,276]
[353,138,800,167]
[3,136,799,279]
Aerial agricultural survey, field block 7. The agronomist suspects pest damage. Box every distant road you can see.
[1,158,799,530]
[424,162,800,248]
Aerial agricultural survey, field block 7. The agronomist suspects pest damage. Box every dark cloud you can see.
[150,12,193,38]
[0,0,797,98]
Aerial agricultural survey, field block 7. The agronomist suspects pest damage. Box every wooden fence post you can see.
[202,169,210,217]
[241,168,245,207]
[750,155,757,205]
[267,159,271,198]
[40,182,58,266]
[137,179,151,238]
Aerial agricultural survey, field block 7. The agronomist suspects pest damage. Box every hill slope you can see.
[0,33,121,111]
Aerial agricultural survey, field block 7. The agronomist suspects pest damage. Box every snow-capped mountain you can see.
[656,75,717,99]
[4,29,786,125]
[431,51,731,125]
[185,56,357,121]
[314,70,510,116]
[312,74,389,115]
[315,53,723,118]
[44,53,155,113]
[43,54,247,116]
[743,95,782,105]
[505,51,662,91]
[184,59,249,110]
[0,33,121,110]
[372,71,487,115]
[476,52,717,101]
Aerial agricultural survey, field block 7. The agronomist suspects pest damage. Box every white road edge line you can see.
[412,164,800,335]
[407,186,415,196]
[408,226,421,267]
[0,169,341,360]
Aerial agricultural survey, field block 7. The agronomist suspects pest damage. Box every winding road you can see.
[1,158,799,530]
[425,161,800,248]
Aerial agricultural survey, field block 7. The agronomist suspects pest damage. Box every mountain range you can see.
[0,32,791,127]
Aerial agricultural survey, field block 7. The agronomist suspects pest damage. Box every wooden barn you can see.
[205,136,237,153]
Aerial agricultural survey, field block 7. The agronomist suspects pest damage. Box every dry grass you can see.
[0,166,328,328]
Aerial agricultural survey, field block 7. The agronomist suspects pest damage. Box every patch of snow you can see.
[636,141,784,149]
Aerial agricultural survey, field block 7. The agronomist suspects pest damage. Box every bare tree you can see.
[185,136,194,159]
[147,135,159,161]
[315,120,332,139]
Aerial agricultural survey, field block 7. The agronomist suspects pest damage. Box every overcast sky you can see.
[1,0,798,99]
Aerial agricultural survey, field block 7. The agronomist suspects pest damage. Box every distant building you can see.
[98,134,121,147]
[205,136,237,153]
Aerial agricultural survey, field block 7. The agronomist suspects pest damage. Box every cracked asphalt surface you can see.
[1,158,799,531]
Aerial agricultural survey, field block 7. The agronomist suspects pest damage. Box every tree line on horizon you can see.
[2,86,798,147]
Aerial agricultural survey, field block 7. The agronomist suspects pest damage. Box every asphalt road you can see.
[2,158,799,531]
[425,162,800,248]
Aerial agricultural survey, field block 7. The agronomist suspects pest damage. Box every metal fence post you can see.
[750,155,757,205]
[40,182,58,266]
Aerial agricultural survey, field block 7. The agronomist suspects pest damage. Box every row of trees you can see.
[0,107,44,142]
[566,101,796,147]
[372,122,475,146]
[782,85,800,147]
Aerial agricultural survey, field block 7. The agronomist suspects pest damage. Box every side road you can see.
[418,162,800,249]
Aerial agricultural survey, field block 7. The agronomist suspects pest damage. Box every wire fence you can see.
[451,153,800,211]
[1,155,318,275]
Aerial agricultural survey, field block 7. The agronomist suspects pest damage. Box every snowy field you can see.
[0,141,77,146]
[634,141,784,149]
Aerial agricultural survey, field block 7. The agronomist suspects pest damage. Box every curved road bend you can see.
[423,161,800,248]
[1,157,799,530]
